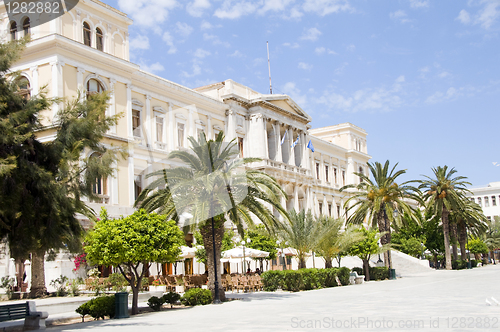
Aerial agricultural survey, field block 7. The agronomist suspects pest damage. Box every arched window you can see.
[96,28,103,51]
[86,78,104,98]
[23,18,30,36]
[89,153,108,203]
[17,77,31,100]
[83,22,91,46]
[10,21,17,40]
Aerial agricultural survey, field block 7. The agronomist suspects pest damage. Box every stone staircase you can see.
[388,250,434,277]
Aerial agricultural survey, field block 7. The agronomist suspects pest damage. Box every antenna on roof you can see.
[267,41,273,94]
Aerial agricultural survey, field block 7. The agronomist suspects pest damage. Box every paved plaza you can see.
[46,265,500,332]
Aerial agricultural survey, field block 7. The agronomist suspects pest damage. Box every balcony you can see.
[255,159,311,177]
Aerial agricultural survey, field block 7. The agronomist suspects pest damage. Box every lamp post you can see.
[238,238,251,274]
[466,225,472,269]
[421,242,424,260]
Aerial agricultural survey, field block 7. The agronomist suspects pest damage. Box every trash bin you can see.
[389,269,396,280]
[115,292,129,319]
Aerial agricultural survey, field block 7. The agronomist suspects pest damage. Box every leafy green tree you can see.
[279,209,317,269]
[194,229,235,266]
[418,166,471,270]
[467,237,488,261]
[340,160,421,269]
[0,38,123,296]
[347,227,387,281]
[84,209,184,315]
[391,211,426,258]
[421,212,445,267]
[137,132,287,301]
[314,217,362,268]
[245,225,278,271]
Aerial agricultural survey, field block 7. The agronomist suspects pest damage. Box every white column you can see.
[107,24,113,53]
[108,78,116,134]
[320,153,324,184]
[128,151,135,206]
[167,103,174,151]
[225,110,237,142]
[301,132,308,168]
[207,115,212,140]
[347,157,355,185]
[145,95,152,146]
[75,10,81,43]
[50,60,64,121]
[126,84,133,138]
[263,117,269,159]
[124,32,130,61]
[288,127,295,166]
[294,186,300,211]
[111,163,119,205]
[77,67,85,96]
[306,187,312,211]
[273,121,282,162]
[29,66,38,96]
[188,107,195,138]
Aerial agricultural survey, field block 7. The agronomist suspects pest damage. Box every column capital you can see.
[126,83,132,90]
[109,78,117,86]
[146,94,152,101]
[30,65,38,73]
[77,67,85,74]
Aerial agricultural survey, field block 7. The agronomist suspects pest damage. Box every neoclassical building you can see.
[1,0,371,281]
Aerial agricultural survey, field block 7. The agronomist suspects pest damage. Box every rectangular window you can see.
[134,175,142,201]
[197,128,204,138]
[177,123,185,148]
[328,203,332,217]
[342,170,346,186]
[493,196,497,206]
[319,202,323,214]
[334,168,337,184]
[156,117,163,142]
[325,165,329,182]
[477,197,482,206]
[337,204,341,218]
[132,110,140,137]
[485,197,489,207]
[238,137,244,157]
[316,162,320,180]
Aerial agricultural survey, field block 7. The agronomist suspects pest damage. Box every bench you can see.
[0,301,49,330]
[349,272,364,285]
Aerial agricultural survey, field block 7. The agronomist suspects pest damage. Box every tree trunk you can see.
[30,250,46,298]
[450,222,458,261]
[324,258,333,269]
[362,259,370,281]
[200,221,225,302]
[379,207,392,269]
[458,222,467,261]
[441,208,452,270]
[299,257,306,269]
[15,259,25,291]
[490,251,496,264]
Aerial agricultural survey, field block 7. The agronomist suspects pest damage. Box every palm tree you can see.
[340,160,421,268]
[482,220,500,264]
[137,132,287,301]
[418,166,471,270]
[452,199,487,261]
[314,217,363,268]
[279,209,317,269]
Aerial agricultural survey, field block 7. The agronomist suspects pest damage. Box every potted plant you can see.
[175,277,185,293]
[150,279,167,292]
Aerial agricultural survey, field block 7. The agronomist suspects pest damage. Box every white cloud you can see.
[334,62,348,75]
[426,87,458,104]
[193,48,211,58]
[456,9,471,24]
[229,50,243,57]
[346,44,355,52]
[200,20,213,30]
[176,22,194,37]
[300,27,322,41]
[117,0,178,29]
[302,0,353,16]
[283,42,300,48]
[129,35,150,50]
[214,1,259,19]
[390,10,411,23]
[438,71,450,79]
[409,0,429,9]
[259,0,295,15]
[282,82,308,107]
[288,6,304,19]
[140,62,165,73]
[203,33,231,47]
[298,62,313,70]
[317,76,405,112]
[315,47,326,54]
[476,0,500,29]
[162,32,178,54]
[182,60,203,78]
[187,0,211,17]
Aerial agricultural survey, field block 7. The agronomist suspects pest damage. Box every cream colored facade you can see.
[467,182,500,223]
[0,0,371,282]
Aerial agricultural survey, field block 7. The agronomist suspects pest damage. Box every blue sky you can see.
[101,0,500,187]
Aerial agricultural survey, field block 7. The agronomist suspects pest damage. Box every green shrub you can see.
[351,267,364,276]
[452,260,467,270]
[337,267,351,285]
[369,267,389,280]
[301,269,321,290]
[147,296,164,311]
[260,270,284,291]
[0,277,15,300]
[162,292,181,308]
[50,275,68,296]
[76,295,115,321]
[181,288,212,306]
[68,278,82,296]
[281,270,303,292]
[471,260,478,268]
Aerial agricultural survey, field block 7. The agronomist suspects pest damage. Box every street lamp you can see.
[277,240,288,270]
[237,237,251,274]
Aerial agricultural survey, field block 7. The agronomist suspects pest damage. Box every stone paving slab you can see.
[43,264,500,332]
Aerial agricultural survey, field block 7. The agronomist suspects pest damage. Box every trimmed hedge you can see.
[181,288,212,306]
[452,260,468,270]
[261,267,350,292]
[351,267,389,281]
[76,295,115,321]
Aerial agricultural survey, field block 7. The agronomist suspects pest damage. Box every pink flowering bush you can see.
[73,253,87,272]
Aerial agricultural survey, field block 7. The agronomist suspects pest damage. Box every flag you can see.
[307,140,315,152]
[280,131,287,146]
[291,136,299,148]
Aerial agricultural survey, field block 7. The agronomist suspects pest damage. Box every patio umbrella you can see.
[222,246,270,259]
[179,246,198,259]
